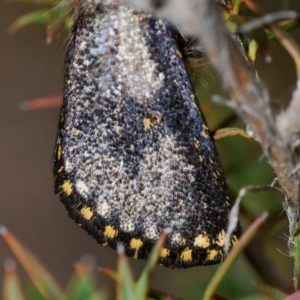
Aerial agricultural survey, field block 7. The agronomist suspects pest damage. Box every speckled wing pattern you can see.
[53,0,240,267]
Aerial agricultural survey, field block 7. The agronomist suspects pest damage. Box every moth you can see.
[53,0,240,267]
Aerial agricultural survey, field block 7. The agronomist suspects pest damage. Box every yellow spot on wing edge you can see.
[56,142,62,160]
[80,206,94,221]
[61,180,73,196]
[201,130,210,139]
[160,247,170,258]
[104,225,118,239]
[206,249,222,262]
[194,234,210,248]
[202,124,209,131]
[57,166,64,173]
[231,235,239,246]
[216,230,226,247]
[130,238,143,250]
[130,238,143,259]
[180,248,192,262]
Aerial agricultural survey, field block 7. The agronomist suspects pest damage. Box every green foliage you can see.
[2,214,296,299]
[0,227,179,299]
[8,0,73,42]
[0,222,267,300]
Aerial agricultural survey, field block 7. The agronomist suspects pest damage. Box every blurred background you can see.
[0,1,299,299]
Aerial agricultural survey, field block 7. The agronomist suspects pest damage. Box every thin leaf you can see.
[2,259,25,300]
[116,244,135,300]
[99,267,118,282]
[213,127,252,140]
[243,0,300,75]
[135,229,170,300]
[20,95,62,110]
[8,10,48,33]
[248,38,259,62]
[25,284,45,300]
[65,256,98,300]
[203,213,268,300]
[0,226,64,300]
[253,282,287,300]
[46,2,73,43]
[270,24,300,76]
